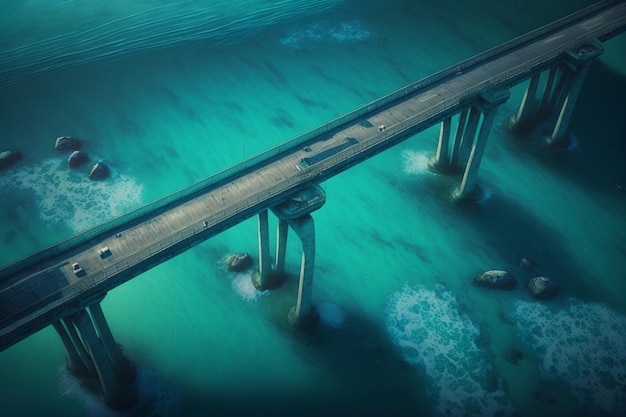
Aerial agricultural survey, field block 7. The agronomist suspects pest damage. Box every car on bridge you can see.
[72,262,85,277]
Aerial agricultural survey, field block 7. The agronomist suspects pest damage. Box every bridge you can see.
[1,0,625,409]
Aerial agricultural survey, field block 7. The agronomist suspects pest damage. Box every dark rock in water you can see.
[67,150,89,168]
[89,162,110,180]
[519,257,533,269]
[0,150,22,169]
[55,136,81,151]
[225,253,253,272]
[473,270,516,290]
[504,348,524,365]
[526,276,560,299]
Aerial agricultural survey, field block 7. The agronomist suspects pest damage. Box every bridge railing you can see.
[1,1,620,283]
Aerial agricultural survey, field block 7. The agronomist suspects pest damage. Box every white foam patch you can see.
[58,366,183,417]
[386,284,516,417]
[231,270,267,302]
[514,299,626,416]
[280,20,371,48]
[401,150,430,176]
[0,158,143,233]
[317,301,346,329]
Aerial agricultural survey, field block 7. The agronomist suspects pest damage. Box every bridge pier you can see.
[508,40,603,147]
[428,116,453,172]
[53,302,137,410]
[285,214,319,328]
[453,89,510,201]
[251,184,325,327]
[544,41,604,149]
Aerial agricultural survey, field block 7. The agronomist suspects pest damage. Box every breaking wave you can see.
[386,284,516,416]
[514,299,626,416]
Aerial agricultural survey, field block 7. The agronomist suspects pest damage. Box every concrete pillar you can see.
[538,66,559,118]
[510,74,540,132]
[458,106,481,167]
[275,219,289,275]
[89,303,136,383]
[429,117,452,172]
[454,89,510,201]
[70,309,136,410]
[450,109,468,168]
[254,210,273,287]
[545,63,590,147]
[287,214,318,328]
[53,320,90,376]
[61,316,96,375]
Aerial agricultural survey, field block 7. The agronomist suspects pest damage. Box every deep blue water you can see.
[1,1,625,416]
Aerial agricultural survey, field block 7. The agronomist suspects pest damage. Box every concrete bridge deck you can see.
[2,0,625,351]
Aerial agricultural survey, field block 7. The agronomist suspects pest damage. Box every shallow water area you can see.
[1,0,626,416]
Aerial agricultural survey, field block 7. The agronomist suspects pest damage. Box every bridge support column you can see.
[252,210,283,290]
[544,41,604,149]
[287,214,319,328]
[428,116,452,172]
[268,184,326,328]
[450,109,469,168]
[454,89,510,201]
[65,306,137,410]
[508,73,540,133]
[53,320,92,376]
[275,219,289,275]
[457,106,482,168]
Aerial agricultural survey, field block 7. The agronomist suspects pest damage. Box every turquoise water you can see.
[1,0,626,416]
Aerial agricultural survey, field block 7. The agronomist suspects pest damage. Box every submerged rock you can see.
[473,269,516,290]
[526,276,559,299]
[89,162,110,180]
[519,257,533,269]
[55,136,81,151]
[225,253,253,272]
[0,150,22,169]
[67,150,89,168]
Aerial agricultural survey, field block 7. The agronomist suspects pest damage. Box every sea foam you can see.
[514,299,626,416]
[386,284,516,416]
[0,158,143,234]
[280,20,371,48]
[401,150,430,176]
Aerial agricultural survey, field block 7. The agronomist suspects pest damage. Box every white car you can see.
[72,262,85,276]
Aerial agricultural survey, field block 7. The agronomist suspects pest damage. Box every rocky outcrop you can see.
[67,150,90,168]
[89,162,110,180]
[473,270,516,290]
[0,150,22,169]
[55,136,81,151]
[526,276,559,299]
[225,253,253,272]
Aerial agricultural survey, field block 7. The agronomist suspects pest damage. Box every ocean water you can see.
[1,0,626,416]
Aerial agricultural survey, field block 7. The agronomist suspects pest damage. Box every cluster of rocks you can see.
[55,136,110,180]
[473,257,560,300]
[2,136,110,181]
